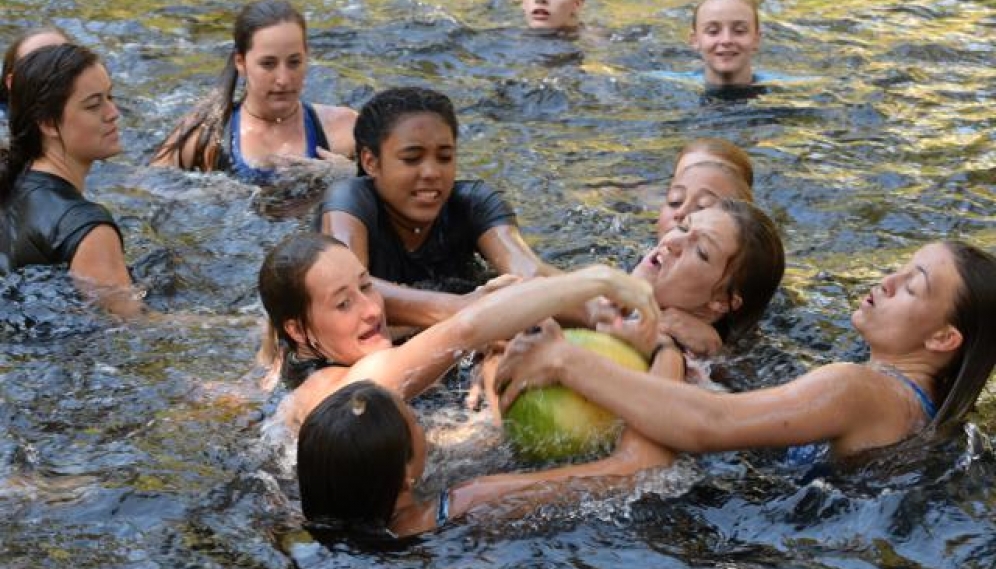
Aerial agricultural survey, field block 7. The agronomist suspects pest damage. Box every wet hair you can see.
[298,380,413,531]
[257,232,347,385]
[152,0,307,169]
[1,44,100,204]
[354,87,458,176]
[675,160,753,202]
[931,241,996,427]
[712,199,784,341]
[692,0,760,30]
[1,27,69,106]
[675,138,754,188]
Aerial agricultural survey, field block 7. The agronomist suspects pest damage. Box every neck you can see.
[866,352,942,396]
[384,207,432,250]
[31,153,90,192]
[241,100,300,125]
[705,67,754,87]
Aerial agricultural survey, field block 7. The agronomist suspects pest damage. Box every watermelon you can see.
[504,329,649,462]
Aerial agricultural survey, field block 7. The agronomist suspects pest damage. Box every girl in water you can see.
[151,0,356,184]
[293,198,785,536]
[497,241,996,463]
[521,0,585,31]
[258,232,653,431]
[690,0,762,88]
[0,44,143,318]
[318,86,558,328]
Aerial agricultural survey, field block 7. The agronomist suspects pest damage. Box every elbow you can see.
[668,408,728,454]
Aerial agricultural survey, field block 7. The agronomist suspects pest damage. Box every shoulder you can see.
[322,177,377,211]
[312,103,358,131]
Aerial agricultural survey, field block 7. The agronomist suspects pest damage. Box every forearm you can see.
[378,278,466,327]
[554,343,723,452]
[454,270,615,348]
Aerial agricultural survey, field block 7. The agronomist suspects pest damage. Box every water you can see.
[2,0,995,567]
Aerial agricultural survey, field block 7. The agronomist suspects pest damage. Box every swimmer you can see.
[522,0,585,31]
[151,0,357,185]
[296,198,784,537]
[258,232,654,431]
[690,0,762,87]
[0,44,143,318]
[658,152,753,239]
[1,27,69,115]
[498,241,996,464]
[317,87,559,328]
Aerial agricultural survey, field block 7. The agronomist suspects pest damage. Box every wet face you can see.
[658,161,748,238]
[635,207,742,320]
[235,21,307,117]
[690,0,761,86]
[48,64,121,163]
[522,0,582,30]
[362,112,457,231]
[852,243,963,357]
[297,247,392,365]
[395,394,427,485]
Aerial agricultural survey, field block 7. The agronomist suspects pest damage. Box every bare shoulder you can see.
[314,104,358,131]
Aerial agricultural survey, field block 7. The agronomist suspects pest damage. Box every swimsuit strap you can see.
[871,362,938,420]
[281,351,349,390]
[301,102,331,156]
[435,489,450,527]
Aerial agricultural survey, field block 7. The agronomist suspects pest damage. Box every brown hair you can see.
[1,27,69,106]
[675,138,754,188]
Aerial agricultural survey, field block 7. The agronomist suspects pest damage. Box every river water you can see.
[1,0,994,567]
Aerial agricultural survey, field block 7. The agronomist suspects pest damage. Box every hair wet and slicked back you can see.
[931,241,996,426]
[1,27,69,105]
[692,0,760,30]
[713,198,784,341]
[298,380,413,529]
[353,86,458,175]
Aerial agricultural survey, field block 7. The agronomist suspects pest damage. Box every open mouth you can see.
[412,189,442,203]
[531,9,550,19]
[359,324,383,341]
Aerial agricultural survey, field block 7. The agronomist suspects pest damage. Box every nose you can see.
[879,272,900,297]
[360,289,384,321]
[106,98,120,123]
[419,159,441,180]
[672,199,695,224]
[661,228,685,255]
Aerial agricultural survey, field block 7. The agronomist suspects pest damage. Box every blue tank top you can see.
[785,364,937,466]
[228,101,328,185]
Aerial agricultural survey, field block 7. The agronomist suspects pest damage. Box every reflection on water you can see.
[2,0,995,567]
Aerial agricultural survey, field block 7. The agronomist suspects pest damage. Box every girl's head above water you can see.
[298,380,422,530]
[258,233,390,381]
[637,199,783,342]
[232,0,306,58]
[674,137,754,187]
[2,44,114,199]
[522,0,585,31]
[353,86,458,176]
[690,0,761,86]
[851,241,996,427]
[658,159,753,238]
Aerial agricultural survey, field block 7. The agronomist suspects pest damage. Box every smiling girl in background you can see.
[690,0,762,87]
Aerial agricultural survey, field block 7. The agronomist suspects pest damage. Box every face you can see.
[296,247,392,364]
[46,64,121,162]
[658,162,746,237]
[395,394,427,485]
[634,207,741,319]
[235,21,307,116]
[690,0,761,85]
[522,0,582,30]
[363,112,457,229]
[852,243,963,356]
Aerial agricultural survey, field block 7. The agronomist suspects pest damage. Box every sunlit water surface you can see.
[1,0,994,567]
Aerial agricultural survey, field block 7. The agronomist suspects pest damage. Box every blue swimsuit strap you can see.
[229,102,326,168]
[874,364,937,420]
[436,489,450,527]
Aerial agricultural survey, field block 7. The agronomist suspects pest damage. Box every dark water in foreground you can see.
[2,0,995,567]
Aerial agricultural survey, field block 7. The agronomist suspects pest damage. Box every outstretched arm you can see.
[349,265,660,401]
[496,324,876,454]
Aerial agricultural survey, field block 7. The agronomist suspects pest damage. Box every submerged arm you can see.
[69,224,144,318]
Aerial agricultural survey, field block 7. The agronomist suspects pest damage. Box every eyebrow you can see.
[687,217,722,252]
[915,265,932,294]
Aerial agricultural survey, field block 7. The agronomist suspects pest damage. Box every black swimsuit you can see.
[281,352,349,390]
